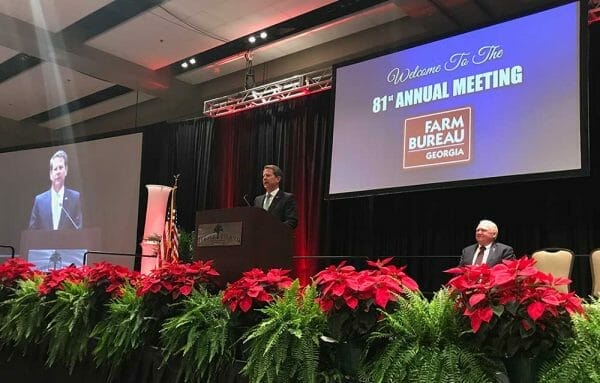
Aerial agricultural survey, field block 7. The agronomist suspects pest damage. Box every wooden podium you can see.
[195,207,293,286]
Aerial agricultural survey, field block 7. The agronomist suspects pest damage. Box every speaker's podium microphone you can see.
[59,201,81,229]
[243,194,252,207]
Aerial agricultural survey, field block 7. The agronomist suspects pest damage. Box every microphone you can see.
[243,194,252,207]
[59,201,81,230]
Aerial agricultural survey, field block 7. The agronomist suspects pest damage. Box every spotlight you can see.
[181,62,188,69]
[248,35,256,43]
[260,31,267,39]
[189,58,196,65]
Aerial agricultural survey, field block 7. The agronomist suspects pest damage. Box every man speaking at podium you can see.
[28,150,83,230]
[253,164,298,229]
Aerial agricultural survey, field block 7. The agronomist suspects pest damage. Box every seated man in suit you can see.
[253,164,298,229]
[459,219,514,266]
[29,150,82,230]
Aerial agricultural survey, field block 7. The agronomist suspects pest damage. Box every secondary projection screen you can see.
[328,1,587,198]
[0,133,142,269]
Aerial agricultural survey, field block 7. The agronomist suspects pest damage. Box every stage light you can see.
[189,58,196,65]
[260,31,267,39]
[181,62,188,69]
[248,35,256,43]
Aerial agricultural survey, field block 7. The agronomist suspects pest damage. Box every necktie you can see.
[263,193,272,210]
[474,245,486,265]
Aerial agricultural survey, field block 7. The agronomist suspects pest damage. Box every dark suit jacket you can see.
[460,241,515,266]
[254,190,298,229]
[28,188,82,230]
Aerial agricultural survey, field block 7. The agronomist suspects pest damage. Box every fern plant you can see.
[159,289,232,382]
[0,276,48,353]
[361,289,501,383]
[242,280,326,383]
[45,280,94,372]
[538,298,600,382]
[92,283,150,381]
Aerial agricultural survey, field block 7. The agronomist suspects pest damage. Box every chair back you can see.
[531,248,574,293]
[590,249,600,297]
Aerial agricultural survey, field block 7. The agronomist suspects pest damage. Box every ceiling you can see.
[0,0,564,150]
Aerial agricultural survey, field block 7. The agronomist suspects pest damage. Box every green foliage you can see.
[0,276,48,352]
[160,289,232,382]
[178,229,195,263]
[45,281,94,372]
[242,280,326,383]
[92,283,149,381]
[538,298,600,382]
[362,289,501,383]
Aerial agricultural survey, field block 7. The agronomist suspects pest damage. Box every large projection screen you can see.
[0,133,142,268]
[328,1,587,198]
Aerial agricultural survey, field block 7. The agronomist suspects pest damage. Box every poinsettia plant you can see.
[137,259,220,299]
[314,258,419,342]
[38,265,88,296]
[222,268,293,313]
[0,258,39,290]
[446,256,584,358]
[87,261,140,299]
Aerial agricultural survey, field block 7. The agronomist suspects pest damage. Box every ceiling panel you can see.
[41,91,155,130]
[0,62,112,120]
[0,0,113,33]
[86,6,224,70]
[0,45,18,63]
[176,2,409,85]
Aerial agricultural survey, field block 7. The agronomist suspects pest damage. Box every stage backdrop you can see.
[137,23,600,295]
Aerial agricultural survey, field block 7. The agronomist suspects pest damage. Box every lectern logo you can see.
[197,221,242,247]
[403,107,471,169]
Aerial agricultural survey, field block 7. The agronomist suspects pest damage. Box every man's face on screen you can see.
[49,157,67,191]
[262,168,280,193]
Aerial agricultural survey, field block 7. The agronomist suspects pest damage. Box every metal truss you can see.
[203,68,332,117]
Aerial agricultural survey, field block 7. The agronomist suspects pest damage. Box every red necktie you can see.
[474,246,486,265]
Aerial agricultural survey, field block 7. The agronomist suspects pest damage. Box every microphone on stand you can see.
[243,194,252,207]
[59,201,80,230]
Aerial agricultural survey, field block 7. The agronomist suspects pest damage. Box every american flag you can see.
[158,210,179,266]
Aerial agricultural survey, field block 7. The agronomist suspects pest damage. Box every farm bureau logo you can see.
[403,107,471,169]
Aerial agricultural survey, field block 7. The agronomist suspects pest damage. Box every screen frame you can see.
[325,0,589,200]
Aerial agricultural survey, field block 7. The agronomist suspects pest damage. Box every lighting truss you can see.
[203,68,332,117]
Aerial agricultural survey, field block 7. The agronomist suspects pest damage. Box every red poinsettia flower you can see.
[314,258,419,341]
[222,268,293,313]
[38,265,88,296]
[87,261,140,297]
[136,260,219,300]
[0,258,39,289]
[446,256,585,358]
[314,258,420,314]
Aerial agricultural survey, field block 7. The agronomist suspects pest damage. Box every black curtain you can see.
[138,92,331,281]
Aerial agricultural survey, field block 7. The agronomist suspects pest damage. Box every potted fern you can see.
[241,280,326,383]
[92,260,220,381]
[538,297,600,382]
[43,263,137,372]
[362,289,502,382]
[0,258,39,328]
[0,274,47,354]
[92,282,148,381]
[159,289,232,382]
